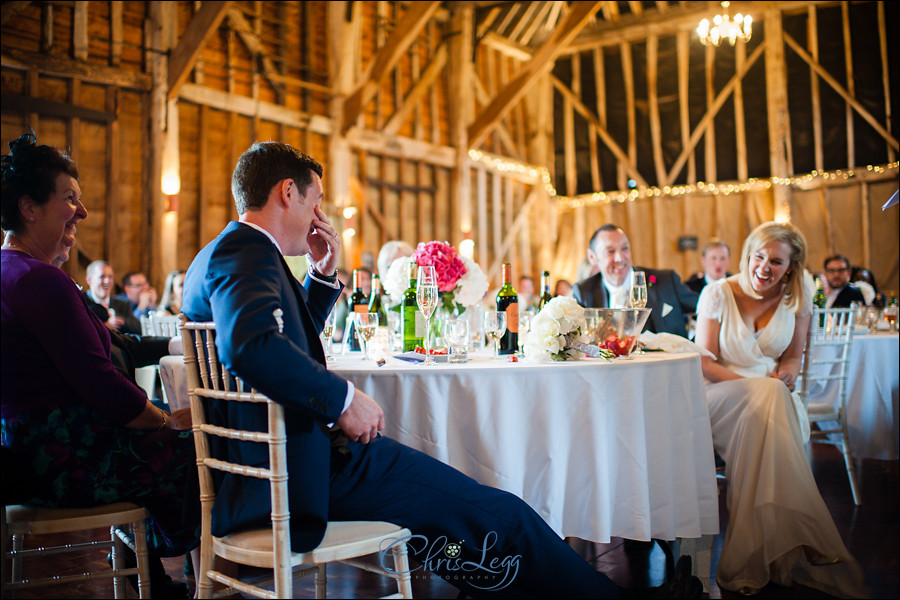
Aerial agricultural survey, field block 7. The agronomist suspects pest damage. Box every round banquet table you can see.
[159,350,719,545]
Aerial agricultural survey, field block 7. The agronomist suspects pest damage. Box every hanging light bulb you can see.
[697,2,752,47]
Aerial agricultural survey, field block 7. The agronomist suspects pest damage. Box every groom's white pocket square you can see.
[662,302,674,317]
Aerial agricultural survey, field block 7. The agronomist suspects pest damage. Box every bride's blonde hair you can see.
[738,221,808,313]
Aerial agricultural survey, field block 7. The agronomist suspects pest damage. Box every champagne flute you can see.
[354,312,379,360]
[416,266,439,366]
[323,308,337,360]
[630,271,648,309]
[517,310,533,355]
[483,310,508,359]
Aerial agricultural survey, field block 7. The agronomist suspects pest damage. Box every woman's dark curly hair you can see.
[1,132,79,232]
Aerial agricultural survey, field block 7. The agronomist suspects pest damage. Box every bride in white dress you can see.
[695,222,866,597]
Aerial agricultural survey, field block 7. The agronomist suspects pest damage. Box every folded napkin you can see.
[638,331,716,359]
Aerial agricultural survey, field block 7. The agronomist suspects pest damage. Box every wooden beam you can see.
[0,93,115,122]
[676,30,695,184]
[1,1,31,26]
[341,1,442,135]
[735,40,748,182]
[842,1,855,167]
[468,1,604,149]
[346,127,457,169]
[383,44,447,136]
[73,1,88,61]
[765,8,791,220]
[1,48,151,90]
[664,41,765,187]
[551,75,648,187]
[449,5,474,245]
[878,1,894,162]
[168,1,232,100]
[225,5,285,100]
[808,5,823,171]
[110,1,122,66]
[704,43,716,183]
[472,73,522,160]
[40,2,52,53]
[647,35,665,186]
[784,33,899,150]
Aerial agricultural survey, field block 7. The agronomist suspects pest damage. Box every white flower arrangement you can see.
[383,255,414,305]
[524,296,591,362]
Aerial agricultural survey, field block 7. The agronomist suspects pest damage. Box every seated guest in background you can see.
[376,239,414,278]
[850,266,887,307]
[574,224,699,338]
[554,278,573,297]
[181,141,699,598]
[114,270,158,318]
[822,255,865,308]
[686,239,732,293]
[156,269,185,316]
[84,260,142,334]
[518,274,536,310]
[1,133,198,597]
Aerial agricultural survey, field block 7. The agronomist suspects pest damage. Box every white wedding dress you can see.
[699,277,866,597]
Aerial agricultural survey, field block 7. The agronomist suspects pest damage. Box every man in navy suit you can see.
[822,255,866,308]
[685,240,732,294]
[182,143,700,597]
[573,225,699,338]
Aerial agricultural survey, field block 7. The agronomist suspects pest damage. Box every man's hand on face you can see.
[337,388,385,444]
[307,206,340,277]
[138,288,158,311]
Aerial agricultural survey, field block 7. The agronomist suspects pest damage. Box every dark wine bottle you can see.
[347,269,369,351]
[401,262,424,351]
[368,274,388,326]
[539,270,552,310]
[496,263,519,355]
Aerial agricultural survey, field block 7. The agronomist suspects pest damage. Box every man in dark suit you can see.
[685,240,732,294]
[83,260,143,334]
[823,255,866,308]
[182,143,698,597]
[574,225,699,338]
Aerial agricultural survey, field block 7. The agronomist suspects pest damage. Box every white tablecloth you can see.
[159,351,719,544]
[807,332,900,460]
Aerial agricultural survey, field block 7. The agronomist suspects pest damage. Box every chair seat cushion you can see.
[6,502,148,535]
[807,401,839,419]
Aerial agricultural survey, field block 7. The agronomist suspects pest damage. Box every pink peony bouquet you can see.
[413,241,467,292]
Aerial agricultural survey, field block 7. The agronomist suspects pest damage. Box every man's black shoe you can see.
[106,549,190,599]
[619,555,704,599]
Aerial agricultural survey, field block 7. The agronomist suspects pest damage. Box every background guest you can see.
[686,239,732,293]
[114,270,158,318]
[518,275,536,310]
[376,240,414,277]
[1,132,197,597]
[84,260,142,334]
[822,255,865,308]
[574,224,699,337]
[850,266,887,307]
[156,270,185,316]
[554,279,573,297]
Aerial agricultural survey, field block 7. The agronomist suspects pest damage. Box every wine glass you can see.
[323,308,337,360]
[446,318,470,364]
[883,304,898,333]
[865,306,880,334]
[354,312,379,360]
[583,308,600,341]
[517,310,534,355]
[630,272,648,309]
[483,310,508,359]
[416,266,439,366]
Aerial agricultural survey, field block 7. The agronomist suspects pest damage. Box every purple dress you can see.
[1,249,198,556]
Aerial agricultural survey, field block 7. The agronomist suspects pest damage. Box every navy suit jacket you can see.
[573,268,699,338]
[830,284,866,308]
[182,221,347,552]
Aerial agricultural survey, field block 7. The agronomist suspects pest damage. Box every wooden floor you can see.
[3,443,897,599]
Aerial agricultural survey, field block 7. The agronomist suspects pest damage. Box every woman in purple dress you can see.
[1,133,198,596]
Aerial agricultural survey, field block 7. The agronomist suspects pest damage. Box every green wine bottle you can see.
[347,269,369,351]
[538,270,552,310]
[813,277,827,309]
[401,262,424,351]
[496,263,519,355]
[368,274,388,326]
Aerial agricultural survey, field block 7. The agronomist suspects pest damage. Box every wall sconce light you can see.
[459,238,475,259]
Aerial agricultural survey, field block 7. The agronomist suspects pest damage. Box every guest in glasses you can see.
[114,270,159,319]
[1,133,198,598]
[181,141,701,598]
[821,255,866,308]
[695,222,865,597]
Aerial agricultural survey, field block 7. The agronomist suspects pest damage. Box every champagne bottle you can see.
[496,263,519,355]
[401,262,424,351]
[347,269,369,351]
[368,274,388,326]
[813,277,827,309]
[538,270,552,310]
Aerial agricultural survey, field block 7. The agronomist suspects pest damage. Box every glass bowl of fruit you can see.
[589,308,652,358]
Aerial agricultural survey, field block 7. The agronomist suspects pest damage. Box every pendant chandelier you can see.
[697,1,752,46]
